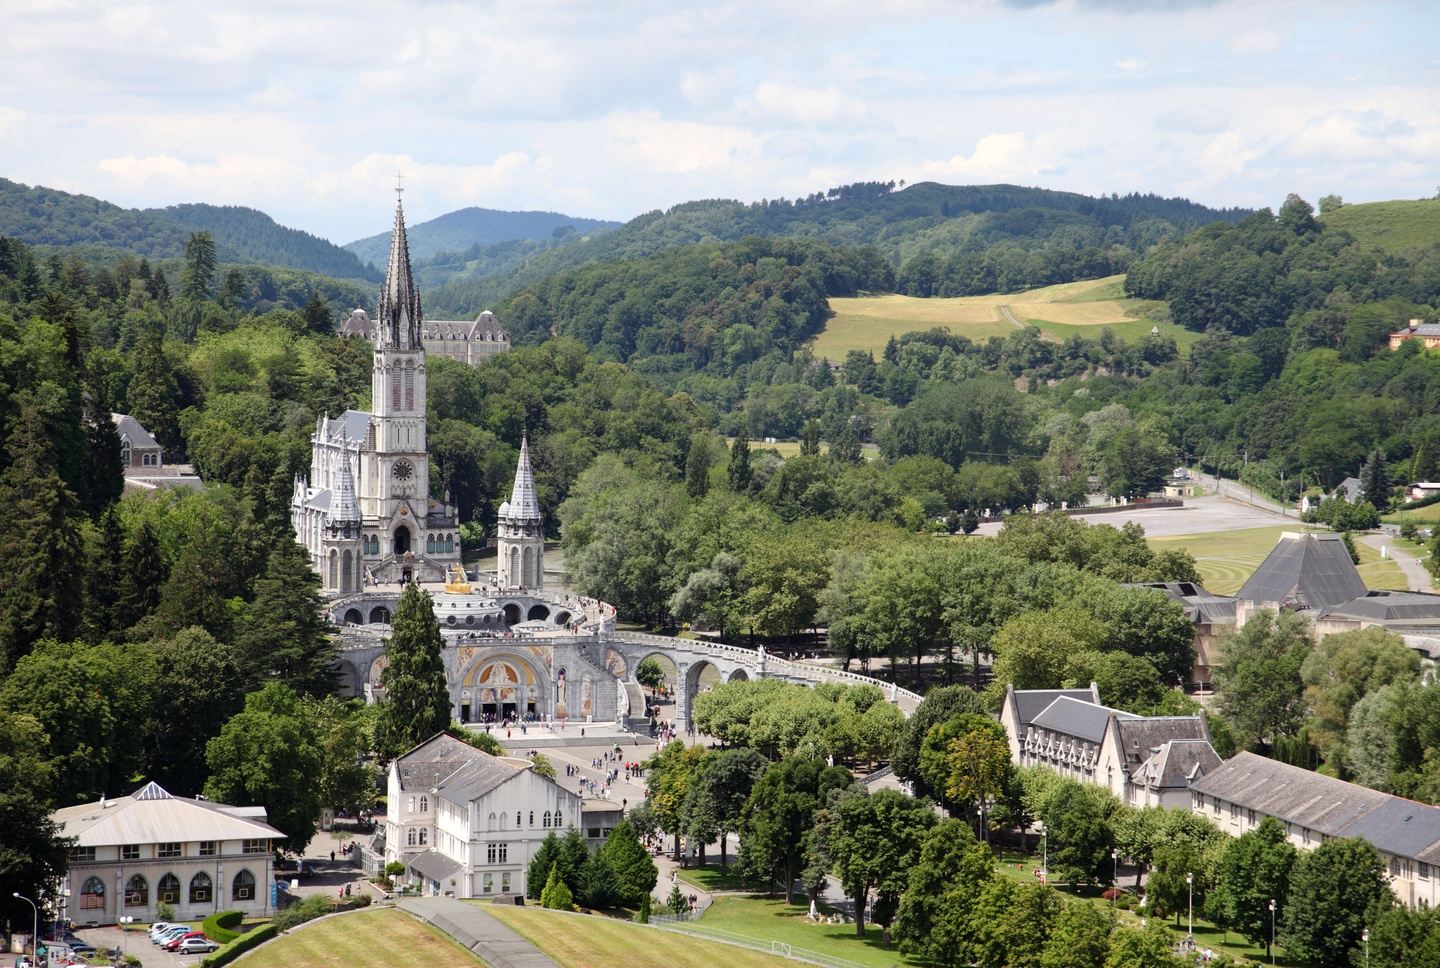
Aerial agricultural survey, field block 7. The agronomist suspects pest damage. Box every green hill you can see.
[0,178,377,281]
[1322,198,1440,254]
[345,206,620,267]
[425,181,1249,316]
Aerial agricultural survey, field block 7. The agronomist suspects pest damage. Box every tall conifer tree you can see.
[379,582,451,757]
[727,425,752,493]
[239,540,338,696]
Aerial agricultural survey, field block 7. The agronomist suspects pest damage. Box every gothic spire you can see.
[502,433,541,521]
[329,450,361,525]
[375,191,422,350]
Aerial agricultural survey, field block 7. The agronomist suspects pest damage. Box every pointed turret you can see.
[375,193,422,350]
[504,434,542,521]
[328,451,361,525]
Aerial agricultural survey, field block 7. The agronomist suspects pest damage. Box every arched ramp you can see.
[727,668,750,683]
[343,608,363,626]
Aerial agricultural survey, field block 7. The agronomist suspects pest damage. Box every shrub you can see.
[273,894,333,932]
[384,861,406,877]
[202,910,244,945]
[156,901,176,922]
[633,892,652,924]
[199,922,278,968]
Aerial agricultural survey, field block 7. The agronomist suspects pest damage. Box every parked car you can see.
[147,922,178,940]
[154,926,191,945]
[52,935,93,955]
[176,938,219,955]
[163,932,205,951]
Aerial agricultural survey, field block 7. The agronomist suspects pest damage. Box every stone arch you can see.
[369,605,391,624]
[367,655,388,691]
[508,546,520,586]
[337,660,362,697]
[502,602,521,626]
[344,608,363,625]
[394,524,412,556]
[527,603,550,622]
[727,667,750,683]
[459,650,546,721]
[328,549,338,588]
[554,610,573,626]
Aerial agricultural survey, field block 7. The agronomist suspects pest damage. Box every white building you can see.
[53,781,282,926]
[381,733,585,898]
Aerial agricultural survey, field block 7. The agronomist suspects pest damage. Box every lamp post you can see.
[1363,927,1370,968]
[1268,898,1276,966]
[119,915,135,966]
[1041,831,1048,885]
[1186,871,1194,940]
[1111,850,1118,908]
[12,892,38,968]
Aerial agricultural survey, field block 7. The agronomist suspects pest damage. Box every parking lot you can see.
[71,926,211,968]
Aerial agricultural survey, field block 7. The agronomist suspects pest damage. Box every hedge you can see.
[199,922,278,967]
[202,910,244,945]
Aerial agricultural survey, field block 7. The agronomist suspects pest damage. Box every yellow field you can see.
[816,275,1196,358]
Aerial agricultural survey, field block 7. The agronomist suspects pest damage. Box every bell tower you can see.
[364,190,429,555]
[497,434,544,591]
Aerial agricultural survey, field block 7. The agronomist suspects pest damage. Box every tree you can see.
[646,741,708,860]
[800,419,822,458]
[693,748,768,869]
[0,711,70,933]
[238,540,338,695]
[685,431,713,499]
[633,891,652,924]
[301,291,332,335]
[1360,448,1391,510]
[180,231,217,302]
[204,682,324,853]
[1366,904,1440,968]
[578,852,620,909]
[378,582,452,758]
[940,717,1013,841]
[893,684,984,799]
[1213,609,1313,751]
[1208,817,1296,959]
[526,833,560,900]
[666,883,687,915]
[306,696,379,816]
[539,865,574,910]
[530,753,557,779]
[826,789,935,936]
[1041,781,1115,887]
[968,879,1062,968]
[738,755,851,904]
[140,627,246,794]
[1103,922,1187,968]
[1300,626,1419,771]
[116,520,167,629]
[635,656,666,700]
[727,426,753,493]
[597,819,657,905]
[992,607,1108,691]
[1282,837,1390,968]
[1041,902,1114,968]
[894,818,996,965]
[126,327,181,450]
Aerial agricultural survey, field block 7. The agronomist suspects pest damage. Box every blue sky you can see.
[2,0,1437,244]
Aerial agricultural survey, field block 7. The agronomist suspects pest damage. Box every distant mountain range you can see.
[0,178,380,281]
[344,207,621,268]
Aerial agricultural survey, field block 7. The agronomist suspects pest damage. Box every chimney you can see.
[1410,318,1423,331]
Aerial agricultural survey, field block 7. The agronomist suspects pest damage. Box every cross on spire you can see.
[395,169,404,197]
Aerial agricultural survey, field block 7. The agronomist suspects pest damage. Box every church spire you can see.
[503,433,541,521]
[328,449,361,525]
[375,190,422,350]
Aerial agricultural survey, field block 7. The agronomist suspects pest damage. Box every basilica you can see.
[291,196,541,594]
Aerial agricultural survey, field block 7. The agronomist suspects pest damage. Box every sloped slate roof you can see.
[1126,582,1239,625]
[1012,687,1101,730]
[1113,717,1210,765]
[1032,696,1135,743]
[436,756,523,802]
[54,781,284,846]
[326,410,372,444]
[112,412,160,450]
[395,733,490,792]
[1321,590,1440,623]
[1133,739,1221,790]
[1236,532,1367,610]
[407,848,462,883]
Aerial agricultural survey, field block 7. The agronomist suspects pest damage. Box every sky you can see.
[2,0,1438,244]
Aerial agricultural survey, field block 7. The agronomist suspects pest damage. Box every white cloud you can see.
[1115,57,1146,72]
[915,132,1054,181]
[748,81,867,126]
[0,106,25,136]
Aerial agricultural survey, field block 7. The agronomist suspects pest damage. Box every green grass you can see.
[1355,540,1408,590]
[1382,503,1440,524]
[694,895,923,967]
[677,864,756,892]
[1323,198,1440,254]
[1148,525,1406,595]
[234,908,482,967]
[487,902,798,968]
[816,276,1198,358]
[727,438,881,461]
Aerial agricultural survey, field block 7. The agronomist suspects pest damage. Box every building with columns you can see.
[292,195,462,591]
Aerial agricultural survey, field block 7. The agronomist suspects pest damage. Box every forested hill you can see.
[424,180,1250,316]
[0,179,378,281]
[157,203,380,282]
[344,206,621,267]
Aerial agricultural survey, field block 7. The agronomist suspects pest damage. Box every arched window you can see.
[407,828,417,846]
[232,870,255,901]
[418,829,428,846]
[488,812,497,831]
[529,811,534,826]
[342,550,353,592]
[125,875,148,908]
[190,872,211,903]
[392,373,401,410]
[408,797,415,813]
[328,550,338,587]
[499,812,508,831]
[158,873,180,904]
[516,811,522,828]
[419,796,428,813]
[542,810,551,828]
[404,367,414,410]
[79,876,105,911]
[120,441,132,465]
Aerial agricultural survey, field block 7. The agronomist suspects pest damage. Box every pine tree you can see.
[1359,449,1390,510]
[238,540,338,696]
[116,520,167,630]
[180,232,217,302]
[578,853,620,909]
[379,582,451,757]
[526,834,561,900]
[540,866,574,910]
[82,395,124,516]
[633,891,652,924]
[727,425,752,493]
[684,432,711,499]
[598,819,658,904]
[302,292,333,335]
[83,507,125,641]
[829,419,863,465]
[666,883,687,915]
[0,404,84,673]
[800,420,822,458]
[151,524,235,642]
[126,326,180,451]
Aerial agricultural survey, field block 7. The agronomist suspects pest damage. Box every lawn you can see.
[1147,525,1406,595]
[693,895,924,968]
[816,275,1199,358]
[1382,502,1440,524]
[677,863,756,892]
[486,903,798,968]
[727,438,881,461]
[234,908,483,967]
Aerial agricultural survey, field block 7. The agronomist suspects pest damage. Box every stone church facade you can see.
[292,196,464,592]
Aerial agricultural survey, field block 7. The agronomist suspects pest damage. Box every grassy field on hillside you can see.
[817,275,1198,358]
[487,903,798,968]
[1323,198,1440,254]
[693,895,924,968]
[727,438,881,460]
[235,908,482,967]
[1148,525,1406,595]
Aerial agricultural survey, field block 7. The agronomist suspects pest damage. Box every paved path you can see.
[1359,533,1434,591]
[399,896,559,968]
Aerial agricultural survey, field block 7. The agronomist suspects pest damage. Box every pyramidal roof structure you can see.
[1237,531,1367,610]
[329,451,361,524]
[499,434,541,521]
[375,193,422,350]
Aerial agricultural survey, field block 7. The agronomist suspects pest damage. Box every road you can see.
[1359,532,1435,592]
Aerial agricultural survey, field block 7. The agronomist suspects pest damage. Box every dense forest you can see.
[423,181,1250,314]
[0,179,378,280]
